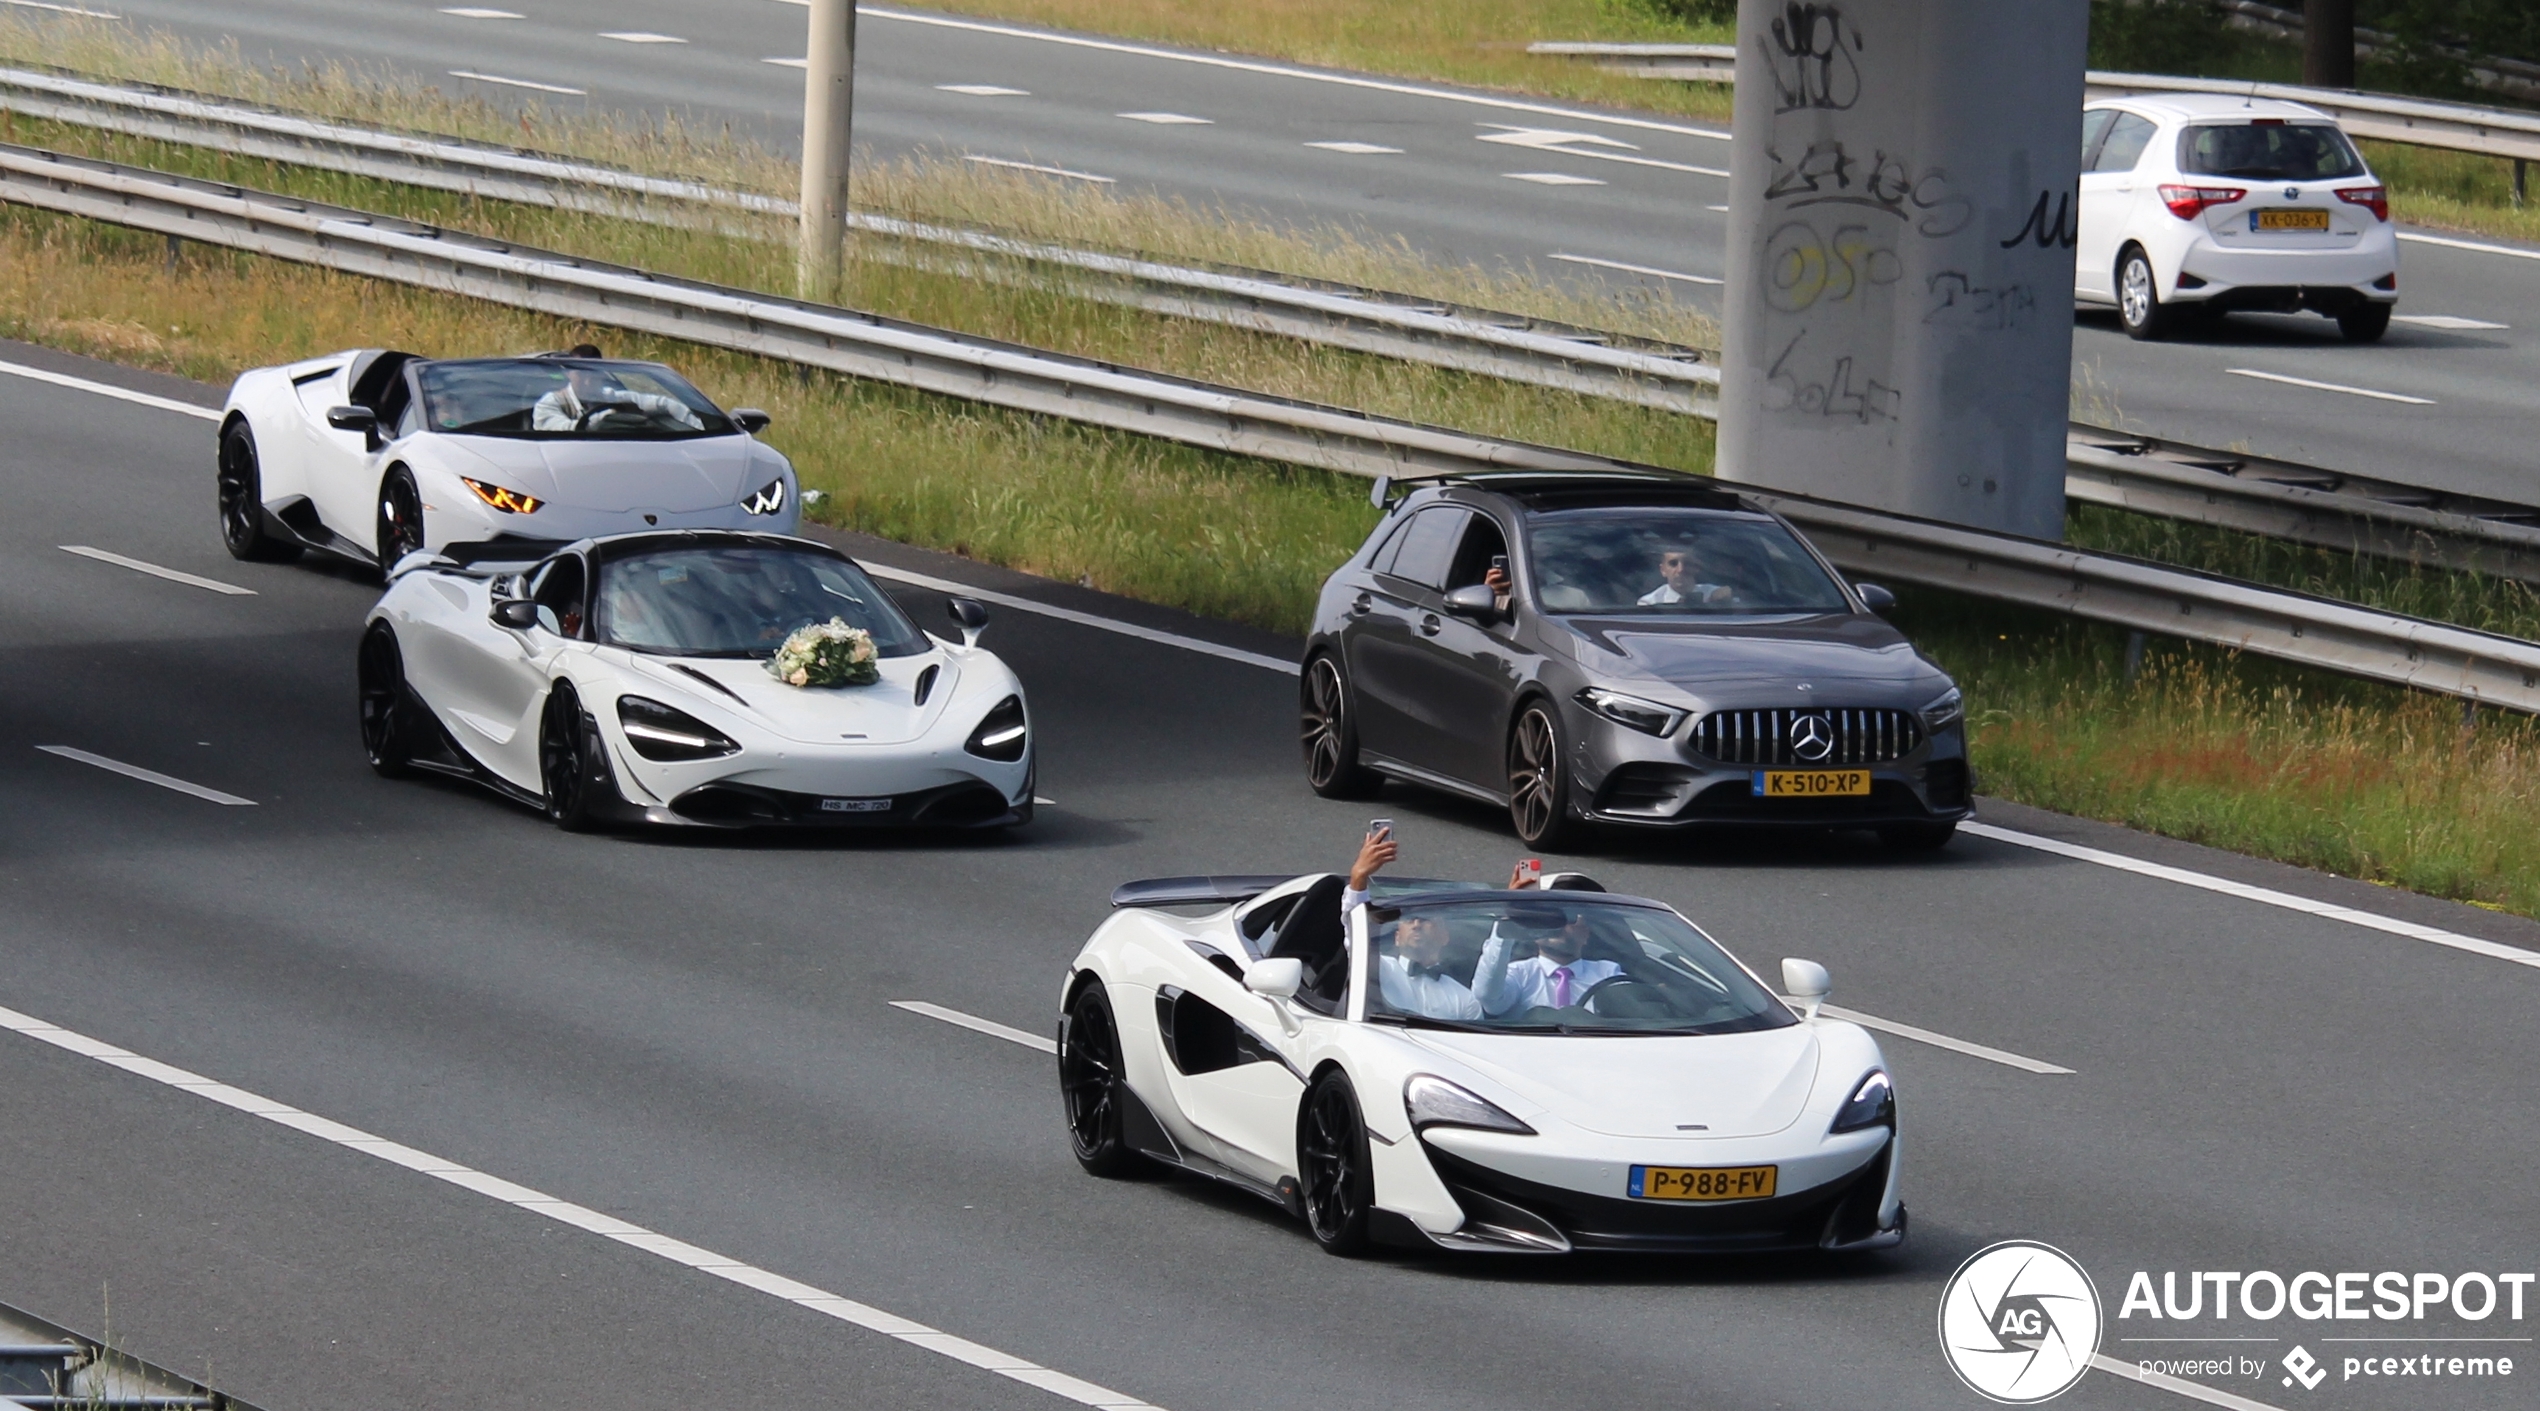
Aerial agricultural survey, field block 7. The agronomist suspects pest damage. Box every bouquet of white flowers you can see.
[767,618,880,688]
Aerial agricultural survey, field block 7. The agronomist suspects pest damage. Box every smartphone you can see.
[1518,857,1542,886]
[1368,818,1394,839]
[1490,554,1510,577]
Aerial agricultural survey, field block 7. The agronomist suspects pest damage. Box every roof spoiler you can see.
[1110,874,1301,909]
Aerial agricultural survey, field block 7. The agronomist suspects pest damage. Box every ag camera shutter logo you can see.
[1939,1240,2103,1403]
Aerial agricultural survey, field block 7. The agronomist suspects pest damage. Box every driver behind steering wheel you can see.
[1470,904,1624,1018]
[531,347,702,434]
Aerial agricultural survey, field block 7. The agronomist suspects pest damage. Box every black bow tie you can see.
[1407,962,1450,980]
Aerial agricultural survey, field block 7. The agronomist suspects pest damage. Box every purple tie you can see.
[1552,965,1572,1008]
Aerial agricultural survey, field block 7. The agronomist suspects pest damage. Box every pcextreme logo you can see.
[1938,1241,2104,1403]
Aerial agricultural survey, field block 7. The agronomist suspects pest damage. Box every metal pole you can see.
[2304,0,2356,90]
[797,0,855,299]
[2515,158,2528,209]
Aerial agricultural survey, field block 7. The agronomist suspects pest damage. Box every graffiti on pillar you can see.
[1763,328,1901,423]
[1764,140,1973,238]
[1998,188,2081,249]
[1765,4,1864,113]
[1922,271,2037,330]
[1764,221,1901,313]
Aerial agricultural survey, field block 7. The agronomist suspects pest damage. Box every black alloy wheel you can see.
[2117,247,2175,341]
[376,465,425,571]
[1506,703,1581,850]
[2338,301,2392,343]
[539,685,611,832]
[357,624,415,778]
[217,421,298,562]
[1059,982,1149,1178]
[1300,655,1382,799]
[1877,821,1958,853]
[1297,1072,1375,1256]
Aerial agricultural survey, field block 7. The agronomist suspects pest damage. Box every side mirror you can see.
[1442,583,1499,621]
[1854,582,1897,614]
[948,597,989,647]
[326,405,382,450]
[732,408,772,434]
[490,599,541,630]
[1781,958,1831,1020]
[1245,957,1304,999]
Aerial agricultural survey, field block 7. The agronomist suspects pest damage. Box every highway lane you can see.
[58,0,2540,505]
[1,347,2536,1411]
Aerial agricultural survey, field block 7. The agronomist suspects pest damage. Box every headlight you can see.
[461,477,542,514]
[1404,1074,1536,1136]
[616,695,740,761]
[1830,1070,1894,1134]
[964,695,1027,761]
[1576,687,1687,737]
[1919,686,1963,732]
[743,477,788,515]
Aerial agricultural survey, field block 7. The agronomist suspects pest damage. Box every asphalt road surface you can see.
[50,0,2540,506]
[2,342,2535,1410]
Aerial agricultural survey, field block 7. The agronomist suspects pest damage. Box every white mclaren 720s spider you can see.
[358,530,1034,831]
[1057,873,1904,1256]
[218,348,798,569]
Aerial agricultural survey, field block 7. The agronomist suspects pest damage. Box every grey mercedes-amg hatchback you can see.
[1300,473,1970,851]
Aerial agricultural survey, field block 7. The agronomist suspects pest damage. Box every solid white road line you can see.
[36,746,256,806]
[962,155,1114,183]
[1304,141,1402,155]
[2224,368,2434,405]
[2398,231,2540,262]
[1547,252,1722,285]
[0,0,118,14]
[1116,112,1212,125]
[861,564,1300,676]
[598,31,686,44]
[1816,1004,2073,1075]
[1504,172,1605,186]
[1964,822,2540,972]
[892,1001,1058,1054]
[0,1002,1162,1411]
[438,7,522,17]
[2092,1354,2289,1411]
[937,84,1030,96]
[59,545,255,595]
[2392,314,2509,330]
[448,70,587,95]
[0,359,221,420]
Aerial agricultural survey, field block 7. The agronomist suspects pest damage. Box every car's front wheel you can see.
[217,421,299,562]
[2338,301,2393,343]
[539,685,614,832]
[1300,654,1382,799]
[2117,248,2176,341]
[1297,1071,1375,1256]
[1507,702,1582,850]
[376,465,425,571]
[1059,981,1150,1178]
[357,624,415,778]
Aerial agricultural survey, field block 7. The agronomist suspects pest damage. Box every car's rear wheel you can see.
[2338,301,2393,343]
[2117,248,2176,341]
[1297,1072,1375,1256]
[217,421,299,562]
[376,465,424,571]
[1059,981,1150,1178]
[1300,654,1382,799]
[1878,822,1958,853]
[1507,702,1582,851]
[357,624,415,778]
[539,684,612,832]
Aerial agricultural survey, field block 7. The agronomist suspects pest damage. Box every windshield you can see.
[1366,894,1794,1036]
[1526,510,1850,616]
[2179,122,2364,181]
[418,358,734,440]
[594,545,929,659]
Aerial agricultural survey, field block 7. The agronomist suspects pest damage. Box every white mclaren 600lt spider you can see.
[1057,873,1904,1256]
[358,530,1034,831]
[218,347,798,569]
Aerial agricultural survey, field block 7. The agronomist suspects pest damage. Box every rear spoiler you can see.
[1110,875,1303,909]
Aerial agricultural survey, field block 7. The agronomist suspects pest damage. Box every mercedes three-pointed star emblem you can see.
[1790,712,1835,762]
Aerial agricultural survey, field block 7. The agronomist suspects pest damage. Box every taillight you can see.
[2337,185,2389,222]
[2159,185,2247,220]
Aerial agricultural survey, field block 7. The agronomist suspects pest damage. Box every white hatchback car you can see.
[2076,93,2398,341]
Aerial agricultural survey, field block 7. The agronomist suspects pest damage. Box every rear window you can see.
[2178,122,2364,181]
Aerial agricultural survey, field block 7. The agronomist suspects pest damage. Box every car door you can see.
[308,359,411,551]
[2078,110,2159,299]
[1153,977,1309,1186]
[1345,505,1466,766]
[418,553,584,789]
[1398,512,1527,790]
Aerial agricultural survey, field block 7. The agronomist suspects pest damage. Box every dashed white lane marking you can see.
[1963,822,2540,972]
[0,0,118,14]
[60,545,254,595]
[1505,172,1605,186]
[0,1002,1162,1410]
[0,359,220,420]
[437,7,522,17]
[1815,1005,2073,1075]
[1032,795,1057,806]
[764,57,808,68]
[2392,313,2508,330]
[37,747,256,806]
[2224,368,2434,405]
[963,154,1114,183]
[2092,1354,2289,1411]
[599,31,686,44]
[859,563,1297,675]
[937,83,1029,96]
[1116,111,1211,125]
[1305,141,1402,155]
[2398,231,2540,262]
[1478,125,1729,178]
[892,1001,1058,1054]
[844,5,1732,143]
[1705,203,1730,212]
[448,69,586,95]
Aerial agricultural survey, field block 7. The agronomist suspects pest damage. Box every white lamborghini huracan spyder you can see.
[1058,875,1903,1255]
[359,530,1033,831]
[218,349,799,568]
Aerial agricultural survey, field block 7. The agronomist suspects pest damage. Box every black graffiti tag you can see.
[1765,3,1864,113]
[1999,190,2079,249]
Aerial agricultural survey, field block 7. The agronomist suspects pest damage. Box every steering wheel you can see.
[1578,973,1649,1016]
[575,398,642,431]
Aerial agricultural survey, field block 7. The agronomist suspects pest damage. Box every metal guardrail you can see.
[0,1300,240,1411]
[7,143,2538,711]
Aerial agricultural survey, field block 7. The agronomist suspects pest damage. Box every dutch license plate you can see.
[819,797,891,813]
[1631,1164,1778,1202]
[2252,208,2329,231]
[1752,770,1871,798]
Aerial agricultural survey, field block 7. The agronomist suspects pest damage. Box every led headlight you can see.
[1576,686,1687,738]
[616,695,740,762]
[462,477,542,514]
[1919,686,1964,732]
[964,695,1028,761]
[1830,1070,1894,1134]
[1404,1074,1536,1135]
[743,477,788,515]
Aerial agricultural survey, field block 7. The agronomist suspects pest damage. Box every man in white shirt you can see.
[1636,545,1730,607]
[1374,911,1482,1021]
[532,360,703,434]
[1471,908,1623,1017]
